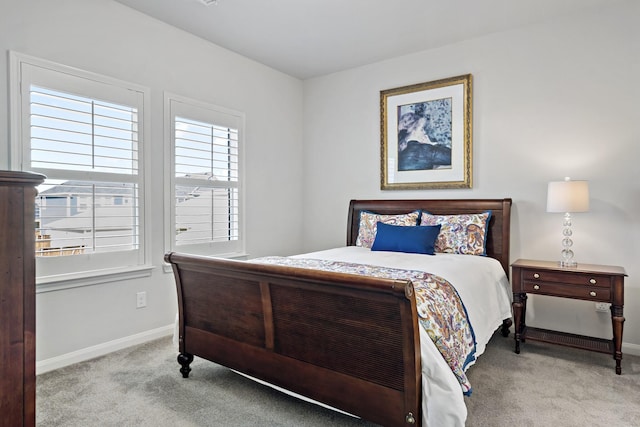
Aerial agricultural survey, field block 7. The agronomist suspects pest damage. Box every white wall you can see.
[0,0,304,366]
[302,1,640,351]
[2,0,638,368]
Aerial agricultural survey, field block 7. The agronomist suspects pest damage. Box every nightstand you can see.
[511,259,627,374]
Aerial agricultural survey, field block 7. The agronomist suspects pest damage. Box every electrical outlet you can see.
[136,291,147,309]
[595,302,610,312]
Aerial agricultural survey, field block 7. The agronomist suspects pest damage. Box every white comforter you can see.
[291,247,513,427]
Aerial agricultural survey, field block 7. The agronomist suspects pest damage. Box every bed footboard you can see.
[165,252,422,427]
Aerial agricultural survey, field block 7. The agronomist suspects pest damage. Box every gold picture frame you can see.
[380,74,472,190]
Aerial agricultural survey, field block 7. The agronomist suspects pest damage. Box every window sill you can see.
[36,265,155,293]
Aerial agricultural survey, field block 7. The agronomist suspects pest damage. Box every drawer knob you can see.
[590,291,597,297]
[589,278,597,285]
[533,273,540,279]
[406,412,416,424]
[533,285,540,290]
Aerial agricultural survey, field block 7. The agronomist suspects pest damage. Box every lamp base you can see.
[559,260,577,268]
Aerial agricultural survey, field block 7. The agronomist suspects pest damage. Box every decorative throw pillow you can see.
[420,211,492,255]
[371,222,441,255]
[356,210,420,248]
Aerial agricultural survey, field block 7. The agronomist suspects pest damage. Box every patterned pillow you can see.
[420,211,492,255]
[356,210,420,248]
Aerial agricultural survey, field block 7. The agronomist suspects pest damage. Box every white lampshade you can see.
[546,178,589,213]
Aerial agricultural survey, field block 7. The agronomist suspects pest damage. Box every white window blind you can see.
[30,86,139,174]
[31,86,140,257]
[166,94,244,256]
[11,52,150,281]
[35,180,139,257]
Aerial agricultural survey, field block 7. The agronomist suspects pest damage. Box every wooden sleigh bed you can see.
[165,198,512,427]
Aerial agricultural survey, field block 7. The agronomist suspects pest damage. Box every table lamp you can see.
[546,177,589,267]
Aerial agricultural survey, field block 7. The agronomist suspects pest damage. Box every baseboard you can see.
[623,341,640,357]
[36,324,174,375]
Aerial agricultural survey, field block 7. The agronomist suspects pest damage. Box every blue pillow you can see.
[371,222,441,255]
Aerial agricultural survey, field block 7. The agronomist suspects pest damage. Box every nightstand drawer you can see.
[522,270,611,288]
[523,281,610,301]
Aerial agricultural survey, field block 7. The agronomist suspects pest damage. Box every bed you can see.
[165,198,513,427]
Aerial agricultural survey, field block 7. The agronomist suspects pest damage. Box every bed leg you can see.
[500,318,512,337]
[177,353,194,378]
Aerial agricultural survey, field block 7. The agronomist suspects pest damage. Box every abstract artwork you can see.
[381,74,472,190]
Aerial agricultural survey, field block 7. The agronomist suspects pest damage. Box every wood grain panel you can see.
[180,269,265,347]
[0,171,44,427]
[270,284,405,390]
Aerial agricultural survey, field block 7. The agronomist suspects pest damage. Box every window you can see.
[165,93,244,256]
[10,52,151,283]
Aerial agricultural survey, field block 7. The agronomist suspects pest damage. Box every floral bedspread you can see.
[252,256,477,395]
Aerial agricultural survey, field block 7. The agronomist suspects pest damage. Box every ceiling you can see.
[113,0,617,80]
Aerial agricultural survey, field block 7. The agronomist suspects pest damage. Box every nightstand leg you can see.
[512,293,526,354]
[611,304,624,375]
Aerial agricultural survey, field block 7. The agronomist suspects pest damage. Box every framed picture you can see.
[380,74,472,190]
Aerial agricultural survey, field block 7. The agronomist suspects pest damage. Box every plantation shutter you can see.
[29,85,141,256]
[12,52,151,283]
[167,95,243,255]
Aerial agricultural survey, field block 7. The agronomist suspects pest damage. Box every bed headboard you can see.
[347,199,512,275]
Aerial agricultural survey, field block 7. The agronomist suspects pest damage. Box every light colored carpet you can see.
[36,332,640,426]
